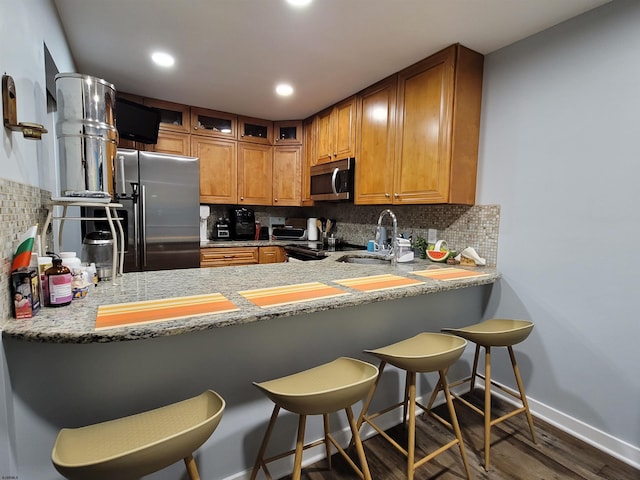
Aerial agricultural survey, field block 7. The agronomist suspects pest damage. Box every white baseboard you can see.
[222,384,640,480]
[488,383,640,470]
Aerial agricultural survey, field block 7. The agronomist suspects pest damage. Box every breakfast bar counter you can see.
[2,253,499,480]
[2,254,499,343]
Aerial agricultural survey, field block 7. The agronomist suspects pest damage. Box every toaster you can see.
[212,218,231,240]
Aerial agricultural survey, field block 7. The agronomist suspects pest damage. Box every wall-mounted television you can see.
[115,98,161,144]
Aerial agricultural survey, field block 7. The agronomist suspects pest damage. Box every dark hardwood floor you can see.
[278,391,639,480]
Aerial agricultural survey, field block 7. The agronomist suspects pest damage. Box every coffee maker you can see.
[229,207,256,240]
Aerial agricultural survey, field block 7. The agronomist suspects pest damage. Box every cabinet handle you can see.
[394,193,399,198]
[327,153,332,159]
[240,196,244,201]
[274,198,278,202]
[193,125,199,130]
[385,193,390,198]
[333,152,337,157]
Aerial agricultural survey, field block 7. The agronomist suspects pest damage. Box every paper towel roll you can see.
[307,218,318,241]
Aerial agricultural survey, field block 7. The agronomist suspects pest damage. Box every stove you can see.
[284,242,365,261]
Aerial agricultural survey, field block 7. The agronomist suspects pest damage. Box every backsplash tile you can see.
[0,178,51,323]
[205,203,500,266]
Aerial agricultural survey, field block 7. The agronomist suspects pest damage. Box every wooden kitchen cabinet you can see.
[237,142,273,205]
[238,116,273,145]
[274,120,302,145]
[146,130,190,156]
[258,246,286,264]
[192,136,237,204]
[200,247,259,267]
[355,75,398,204]
[393,44,483,205]
[190,107,237,139]
[273,145,302,206]
[300,117,315,206]
[314,96,356,164]
[143,97,190,133]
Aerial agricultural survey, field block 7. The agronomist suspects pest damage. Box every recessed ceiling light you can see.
[275,83,294,96]
[286,0,312,7]
[151,51,175,67]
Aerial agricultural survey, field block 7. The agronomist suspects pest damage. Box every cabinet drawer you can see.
[200,247,259,267]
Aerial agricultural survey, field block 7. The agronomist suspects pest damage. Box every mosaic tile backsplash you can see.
[206,203,500,266]
[1,178,51,323]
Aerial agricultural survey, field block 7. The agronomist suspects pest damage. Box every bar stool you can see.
[51,390,225,480]
[250,357,378,480]
[357,332,472,480]
[431,318,537,471]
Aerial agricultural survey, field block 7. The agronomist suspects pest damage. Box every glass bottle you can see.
[44,258,72,307]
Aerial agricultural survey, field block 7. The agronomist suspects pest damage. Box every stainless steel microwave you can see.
[309,158,354,201]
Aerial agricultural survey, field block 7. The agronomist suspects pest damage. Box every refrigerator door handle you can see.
[141,184,147,268]
[115,153,127,196]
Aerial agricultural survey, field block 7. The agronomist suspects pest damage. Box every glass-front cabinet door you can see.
[143,98,190,133]
[190,107,237,139]
[274,120,302,145]
[238,116,273,145]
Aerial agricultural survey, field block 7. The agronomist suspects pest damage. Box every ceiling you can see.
[53,0,610,121]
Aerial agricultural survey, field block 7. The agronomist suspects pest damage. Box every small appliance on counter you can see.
[212,218,231,240]
[229,207,256,240]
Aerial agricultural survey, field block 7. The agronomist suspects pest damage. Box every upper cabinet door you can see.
[393,44,483,205]
[146,131,191,156]
[191,107,237,139]
[237,142,273,205]
[314,96,356,164]
[273,145,302,206]
[273,120,302,145]
[332,96,356,160]
[238,116,273,145]
[193,136,237,204]
[143,97,191,133]
[354,75,397,205]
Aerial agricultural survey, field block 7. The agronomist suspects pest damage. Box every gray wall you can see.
[477,0,640,463]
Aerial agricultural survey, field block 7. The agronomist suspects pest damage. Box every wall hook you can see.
[2,74,48,140]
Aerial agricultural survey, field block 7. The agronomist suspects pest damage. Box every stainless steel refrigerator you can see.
[114,149,200,272]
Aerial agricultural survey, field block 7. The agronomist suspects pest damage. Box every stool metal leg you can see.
[250,405,281,480]
[508,346,537,444]
[439,370,472,480]
[292,414,307,480]
[184,454,200,480]
[346,406,372,480]
[484,346,492,471]
[407,371,417,480]
[323,413,332,470]
[470,344,480,394]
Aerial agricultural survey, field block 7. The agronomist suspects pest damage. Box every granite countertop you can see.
[2,252,499,344]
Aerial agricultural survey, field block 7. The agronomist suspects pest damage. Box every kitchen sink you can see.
[337,255,391,265]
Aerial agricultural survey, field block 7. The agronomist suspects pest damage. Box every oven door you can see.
[310,158,354,201]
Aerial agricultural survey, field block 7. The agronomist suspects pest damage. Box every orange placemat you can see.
[412,267,489,281]
[239,282,350,308]
[334,274,424,292]
[96,293,239,330]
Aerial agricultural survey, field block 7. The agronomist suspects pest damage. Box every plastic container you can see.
[60,251,81,271]
[44,258,72,307]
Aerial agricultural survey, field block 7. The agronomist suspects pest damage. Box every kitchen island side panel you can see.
[3,284,492,480]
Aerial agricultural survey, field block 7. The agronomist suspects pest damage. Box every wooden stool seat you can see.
[51,390,225,480]
[434,318,537,471]
[250,357,378,480]
[358,333,472,480]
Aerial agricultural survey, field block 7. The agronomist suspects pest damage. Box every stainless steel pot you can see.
[55,73,118,197]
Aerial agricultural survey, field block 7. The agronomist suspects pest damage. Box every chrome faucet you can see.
[376,209,398,266]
